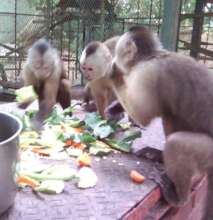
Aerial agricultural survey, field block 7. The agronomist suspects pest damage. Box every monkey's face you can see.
[28,44,55,80]
[113,32,137,75]
[80,43,112,81]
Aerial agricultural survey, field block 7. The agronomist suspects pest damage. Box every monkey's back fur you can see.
[112,51,213,136]
[156,52,213,136]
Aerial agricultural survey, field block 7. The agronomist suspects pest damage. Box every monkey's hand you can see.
[153,173,188,207]
[147,164,187,207]
[105,100,124,121]
[18,100,33,109]
[159,174,186,207]
[31,114,44,131]
[82,101,97,112]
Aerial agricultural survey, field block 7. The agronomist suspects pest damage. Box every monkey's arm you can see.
[57,78,71,109]
[21,65,36,86]
[33,77,59,129]
[93,92,107,119]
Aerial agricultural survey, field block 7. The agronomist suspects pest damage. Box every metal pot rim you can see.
[0,111,23,146]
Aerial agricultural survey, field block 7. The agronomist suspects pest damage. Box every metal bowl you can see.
[0,111,22,215]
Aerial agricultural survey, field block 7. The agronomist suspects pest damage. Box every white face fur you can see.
[27,39,58,80]
[80,43,112,81]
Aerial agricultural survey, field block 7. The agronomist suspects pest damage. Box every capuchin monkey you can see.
[21,38,71,129]
[105,26,213,220]
[80,36,123,119]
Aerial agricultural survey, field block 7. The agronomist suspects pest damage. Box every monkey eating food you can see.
[80,36,124,119]
[21,38,71,129]
[109,26,213,220]
[82,26,213,220]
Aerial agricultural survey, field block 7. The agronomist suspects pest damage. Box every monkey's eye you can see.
[88,67,93,71]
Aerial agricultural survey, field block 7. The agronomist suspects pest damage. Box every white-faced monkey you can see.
[82,26,213,220]
[21,38,71,129]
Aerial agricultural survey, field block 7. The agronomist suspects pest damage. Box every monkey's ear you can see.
[125,40,137,61]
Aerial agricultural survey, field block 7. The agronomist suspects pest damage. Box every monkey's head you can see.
[113,26,163,74]
[27,38,58,80]
[80,41,112,81]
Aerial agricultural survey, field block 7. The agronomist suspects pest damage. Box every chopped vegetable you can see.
[65,138,86,150]
[85,113,114,138]
[77,167,98,189]
[89,140,112,156]
[21,165,77,181]
[73,142,86,150]
[84,112,102,129]
[17,175,40,188]
[15,85,37,104]
[77,153,91,167]
[31,147,51,157]
[80,133,96,143]
[94,140,111,148]
[66,118,85,128]
[93,121,114,139]
[105,138,131,153]
[65,139,73,147]
[122,127,142,142]
[35,180,64,194]
[130,170,145,184]
[89,146,111,156]
[45,107,64,124]
[66,148,83,157]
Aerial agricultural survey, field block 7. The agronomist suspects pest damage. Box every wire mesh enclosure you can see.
[0,0,162,90]
[178,0,213,68]
[0,0,212,93]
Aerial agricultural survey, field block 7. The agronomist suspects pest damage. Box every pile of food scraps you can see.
[14,90,145,194]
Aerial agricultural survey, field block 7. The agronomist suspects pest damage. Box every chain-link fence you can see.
[0,0,162,90]
[0,0,212,93]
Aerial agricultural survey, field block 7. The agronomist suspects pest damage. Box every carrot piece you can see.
[17,175,40,188]
[74,127,84,133]
[65,139,73,147]
[77,153,91,167]
[73,142,86,150]
[31,147,50,156]
[130,170,145,184]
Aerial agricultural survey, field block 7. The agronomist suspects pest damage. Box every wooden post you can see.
[100,0,105,39]
[190,0,205,58]
[160,0,182,51]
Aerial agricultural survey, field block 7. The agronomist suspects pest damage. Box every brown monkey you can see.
[103,26,213,220]
[21,38,71,129]
[80,36,121,119]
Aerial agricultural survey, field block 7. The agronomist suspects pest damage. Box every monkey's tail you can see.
[202,169,213,220]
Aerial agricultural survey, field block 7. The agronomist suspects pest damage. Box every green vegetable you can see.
[105,138,131,153]
[35,180,64,194]
[15,86,37,104]
[45,108,64,124]
[93,121,114,139]
[85,112,102,129]
[20,110,36,130]
[66,118,85,128]
[21,165,77,181]
[80,133,96,143]
[89,146,112,156]
[85,113,114,138]
[121,127,141,142]
[63,106,74,116]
